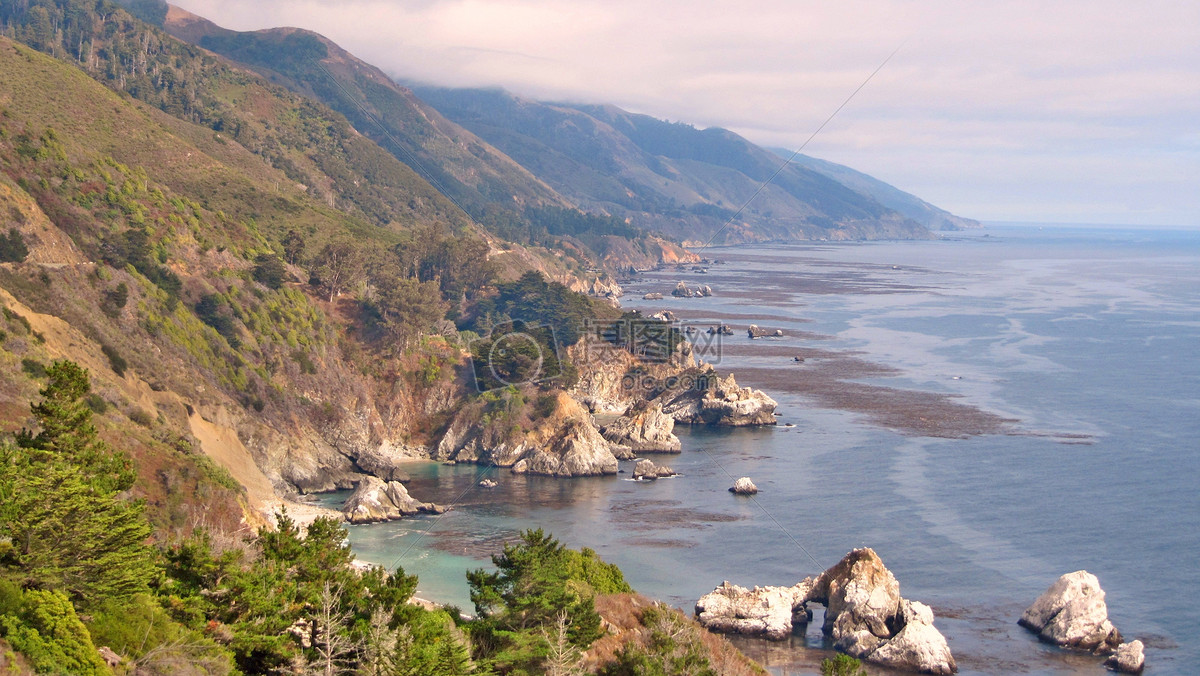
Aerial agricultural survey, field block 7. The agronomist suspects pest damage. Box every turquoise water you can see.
[319,225,1200,674]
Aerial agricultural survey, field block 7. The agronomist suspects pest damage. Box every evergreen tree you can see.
[0,361,152,607]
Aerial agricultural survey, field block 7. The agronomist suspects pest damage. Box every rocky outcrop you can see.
[1020,571,1122,653]
[695,581,813,640]
[869,600,957,675]
[437,392,620,477]
[601,400,681,452]
[1104,640,1145,674]
[632,458,676,480]
[642,292,664,300]
[341,476,447,524]
[648,310,677,323]
[351,442,418,482]
[747,325,784,338]
[697,548,956,674]
[510,417,619,477]
[657,369,777,426]
[672,281,712,298]
[729,477,758,495]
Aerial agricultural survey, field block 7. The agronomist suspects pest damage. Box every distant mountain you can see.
[158,5,694,270]
[409,87,935,244]
[768,149,979,231]
[152,5,938,245]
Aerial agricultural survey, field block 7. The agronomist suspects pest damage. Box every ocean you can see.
[315,224,1200,674]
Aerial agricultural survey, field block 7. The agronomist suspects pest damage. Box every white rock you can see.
[1019,571,1122,653]
[1104,640,1145,674]
[729,477,758,494]
[870,601,957,675]
[694,581,809,640]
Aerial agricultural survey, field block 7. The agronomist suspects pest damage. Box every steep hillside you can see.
[411,86,934,244]
[156,5,693,273]
[0,35,455,516]
[773,149,981,231]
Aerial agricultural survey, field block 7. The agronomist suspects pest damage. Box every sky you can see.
[172,0,1200,227]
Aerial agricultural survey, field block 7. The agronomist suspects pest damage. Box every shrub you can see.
[821,653,868,676]
[252,253,287,290]
[101,343,127,377]
[129,408,155,427]
[101,283,129,318]
[0,589,109,675]
[0,228,28,263]
[20,358,45,378]
[84,393,108,415]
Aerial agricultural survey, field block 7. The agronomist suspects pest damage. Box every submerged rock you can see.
[698,548,956,674]
[601,400,682,452]
[729,477,758,495]
[342,476,446,524]
[1019,571,1122,653]
[1104,640,1145,674]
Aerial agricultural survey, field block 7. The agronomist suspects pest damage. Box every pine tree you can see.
[0,361,152,607]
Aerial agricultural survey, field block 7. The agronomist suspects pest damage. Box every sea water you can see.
[317,224,1200,674]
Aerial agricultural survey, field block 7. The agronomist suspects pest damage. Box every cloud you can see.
[172,0,1200,226]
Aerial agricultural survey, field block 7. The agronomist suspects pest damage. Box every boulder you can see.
[672,281,695,297]
[601,400,682,452]
[729,477,758,495]
[1019,571,1122,653]
[694,581,812,640]
[632,458,676,481]
[342,476,447,524]
[642,292,664,300]
[478,478,498,488]
[1104,640,1145,674]
[97,646,122,668]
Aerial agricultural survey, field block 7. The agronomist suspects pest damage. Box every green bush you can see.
[128,408,155,427]
[821,653,868,676]
[84,393,108,415]
[0,228,28,263]
[20,357,45,378]
[0,588,110,675]
[101,343,127,377]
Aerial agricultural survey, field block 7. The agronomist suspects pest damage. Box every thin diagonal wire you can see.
[697,447,823,570]
[313,62,479,227]
[694,43,906,255]
[385,462,498,570]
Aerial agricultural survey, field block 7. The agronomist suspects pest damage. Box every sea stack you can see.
[1019,571,1122,653]
[729,477,758,494]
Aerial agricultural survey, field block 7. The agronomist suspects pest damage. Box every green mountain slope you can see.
[769,149,980,231]
[410,86,934,244]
